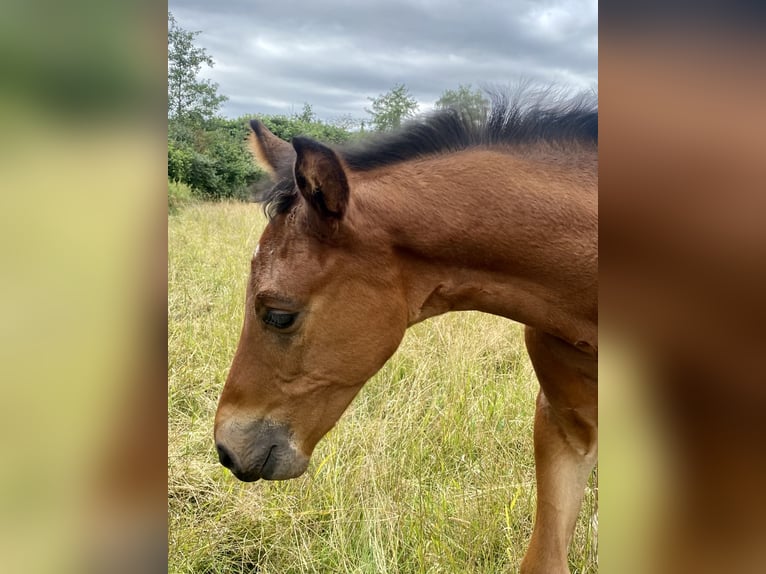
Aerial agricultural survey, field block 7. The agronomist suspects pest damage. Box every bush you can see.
[168,110,355,203]
[168,180,194,214]
[168,118,263,200]
[168,142,194,183]
[257,114,351,145]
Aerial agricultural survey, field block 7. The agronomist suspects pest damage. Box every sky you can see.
[168,0,597,122]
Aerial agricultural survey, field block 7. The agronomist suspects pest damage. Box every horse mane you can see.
[341,90,597,171]
[256,88,598,218]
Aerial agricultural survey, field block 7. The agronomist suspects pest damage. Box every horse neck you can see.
[351,147,598,350]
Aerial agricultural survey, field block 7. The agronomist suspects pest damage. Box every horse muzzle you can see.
[214,418,309,481]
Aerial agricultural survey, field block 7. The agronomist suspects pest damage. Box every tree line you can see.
[168,12,488,201]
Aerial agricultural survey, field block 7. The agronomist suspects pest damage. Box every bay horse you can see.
[215,94,598,574]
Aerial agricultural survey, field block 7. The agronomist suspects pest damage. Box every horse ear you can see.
[292,137,349,220]
[248,119,296,177]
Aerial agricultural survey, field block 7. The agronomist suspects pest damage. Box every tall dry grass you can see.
[169,202,597,573]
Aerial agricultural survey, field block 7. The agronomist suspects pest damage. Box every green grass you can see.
[169,202,598,573]
[169,180,195,215]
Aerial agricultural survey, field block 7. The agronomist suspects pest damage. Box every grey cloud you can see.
[169,0,597,120]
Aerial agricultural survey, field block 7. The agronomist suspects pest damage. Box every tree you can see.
[295,103,315,123]
[329,114,363,132]
[167,13,252,201]
[167,12,227,122]
[435,84,489,125]
[366,84,419,131]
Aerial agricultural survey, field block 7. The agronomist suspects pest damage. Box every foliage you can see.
[168,180,194,215]
[329,113,366,133]
[169,117,262,201]
[255,111,353,145]
[167,12,227,122]
[168,103,358,200]
[167,13,261,200]
[435,84,490,125]
[167,140,194,184]
[295,102,315,123]
[366,83,419,131]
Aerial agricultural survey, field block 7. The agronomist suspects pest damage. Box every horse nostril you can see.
[216,443,235,469]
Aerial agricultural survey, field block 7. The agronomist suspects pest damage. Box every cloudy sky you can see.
[168,0,597,122]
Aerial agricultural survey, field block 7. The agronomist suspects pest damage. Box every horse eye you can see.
[262,309,297,329]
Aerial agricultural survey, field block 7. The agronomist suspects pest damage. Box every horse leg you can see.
[520,326,598,574]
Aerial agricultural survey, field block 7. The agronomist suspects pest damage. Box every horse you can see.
[214,93,598,574]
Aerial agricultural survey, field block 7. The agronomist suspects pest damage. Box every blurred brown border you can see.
[600,6,766,572]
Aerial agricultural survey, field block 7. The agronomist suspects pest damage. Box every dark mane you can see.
[255,90,597,217]
[341,91,597,172]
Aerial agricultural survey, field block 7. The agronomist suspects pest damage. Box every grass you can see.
[168,202,598,573]
[169,180,195,215]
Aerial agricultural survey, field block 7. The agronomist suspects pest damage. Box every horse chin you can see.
[261,445,310,480]
[260,462,308,481]
[228,455,308,482]
[231,469,262,483]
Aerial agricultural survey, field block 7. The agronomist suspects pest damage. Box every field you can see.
[168,202,598,573]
